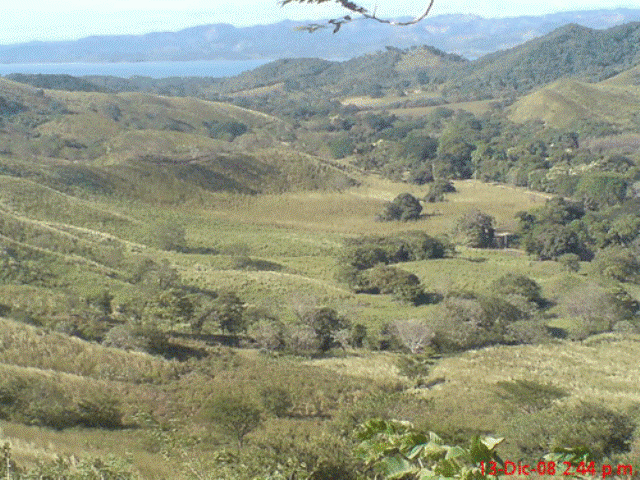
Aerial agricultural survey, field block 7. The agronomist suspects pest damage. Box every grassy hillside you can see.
[508,78,640,129]
[0,78,354,201]
[3,43,640,479]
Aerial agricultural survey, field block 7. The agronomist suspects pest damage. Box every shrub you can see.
[329,137,355,159]
[339,232,446,272]
[377,193,422,222]
[504,402,634,463]
[143,288,195,332]
[248,319,285,351]
[194,291,246,335]
[302,307,348,352]
[392,319,435,354]
[592,247,640,283]
[455,210,495,248]
[339,244,389,270]
[349,323,368,348]
[429,291,539,351]
[560,283,634,337]
[0,375,123,430]
[552,402,634,460]
[205,393,262,449]
[102,322,170,354]
[150,222,187,251]
[401,135,438,161]
[206,120,248,141]
[523,223,585,260]
[424,179,456,203]
[287,324,321,354]
[232,256,283,271]
[359,265,425,304]
[490,273,543,304]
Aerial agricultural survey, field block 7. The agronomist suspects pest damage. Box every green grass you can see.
[509,79,640,129]
[3,77,640,477]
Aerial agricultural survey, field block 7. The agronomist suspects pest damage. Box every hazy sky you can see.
[3,0,639,45]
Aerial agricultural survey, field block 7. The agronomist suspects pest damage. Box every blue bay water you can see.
[0,59,272,79]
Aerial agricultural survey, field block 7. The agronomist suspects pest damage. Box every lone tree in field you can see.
[455,210,495,248]
[282,0,435,33]
[378,193,423,221]
[206,393,262,450]
[393,319,435,354]
[302,306,347,352]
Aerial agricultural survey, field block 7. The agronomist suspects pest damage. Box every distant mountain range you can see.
[1,8,640,63]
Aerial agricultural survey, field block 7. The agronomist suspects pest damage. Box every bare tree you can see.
[281,0,435,33]
[393,319,435,354]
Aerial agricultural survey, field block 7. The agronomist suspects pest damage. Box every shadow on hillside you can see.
[177,246,219,255]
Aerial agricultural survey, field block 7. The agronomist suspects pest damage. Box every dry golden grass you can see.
[0,423,177,479]
[228,82,285,98]
[301,352,407,384]
[391,99,497,117]
[196,178,549,238]
[509,79,640,129]
[424,335,640,413]
[0,317,180,383]
[341,91,441,108]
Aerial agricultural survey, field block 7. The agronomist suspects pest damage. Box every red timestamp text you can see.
[480,461,634,478]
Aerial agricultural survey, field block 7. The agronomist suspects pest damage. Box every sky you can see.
[2,0,640,45]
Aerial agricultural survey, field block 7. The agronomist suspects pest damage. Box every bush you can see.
[358,265,425,304]
[193,291,246,335]
[339,232,446,272]
[248,319,285,351]
[558,253,581,272]
[455,210,495,248]
[523,223,585,260]
[490,273,543,304]
[495,379,567,412]
[392,319,435,354]
[302,307,348,352]
[506,402,634,462]
[560,283,634,338]
[401,135,438,161]
[349,323,368,348]
[552,403,634,460]
[424,179,456,203]
[205,392,262,449]
[377,193,422,221]
[287,324,321,354]
[429,291,541,351]
[150,222,187,251]
[206,120,248,141]
[103,322,170,354]
[592,247,640,283]
[329,137,355,159]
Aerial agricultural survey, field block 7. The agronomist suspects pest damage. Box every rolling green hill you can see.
[446,22,640,99]
[3,23,640,480]
[508,78,640,129]
[0,78,354,200]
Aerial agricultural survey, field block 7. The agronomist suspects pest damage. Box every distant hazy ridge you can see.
[1,8,640,63]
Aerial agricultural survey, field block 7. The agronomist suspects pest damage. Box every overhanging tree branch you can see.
[281,0,435,33]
